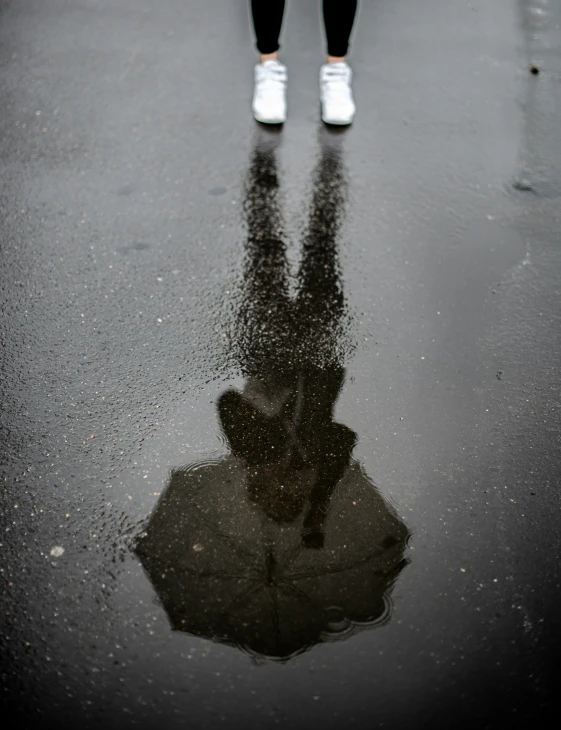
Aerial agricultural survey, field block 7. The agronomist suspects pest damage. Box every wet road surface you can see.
[1,1,560,728]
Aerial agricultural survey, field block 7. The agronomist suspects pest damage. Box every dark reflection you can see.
[136,129,410,662]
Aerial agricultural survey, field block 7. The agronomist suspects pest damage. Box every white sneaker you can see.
[320,62,356,126]
[252,60,287,124]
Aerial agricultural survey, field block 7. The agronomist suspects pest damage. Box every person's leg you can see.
[250,0,286,62]
[250,0,288,123]
[319,1,358,124]
[322,0,358,62]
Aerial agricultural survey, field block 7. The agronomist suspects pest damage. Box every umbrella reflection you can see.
[136,129,410,662]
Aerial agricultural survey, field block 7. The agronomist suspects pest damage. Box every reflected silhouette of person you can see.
[136,130,410,661]
[219,129,354,548]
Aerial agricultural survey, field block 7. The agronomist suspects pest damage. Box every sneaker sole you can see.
[253,113,286,125]
[320,104,355,126]
[322,118,354,126]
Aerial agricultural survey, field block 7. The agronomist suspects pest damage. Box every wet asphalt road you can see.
[1,1,561,728]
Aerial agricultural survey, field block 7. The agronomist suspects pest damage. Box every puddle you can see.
[134,127,410,662]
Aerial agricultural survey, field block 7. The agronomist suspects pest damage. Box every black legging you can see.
[251,0,358,58]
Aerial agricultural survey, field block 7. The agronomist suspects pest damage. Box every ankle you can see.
[260,52,279,64]
[327,56,346,64]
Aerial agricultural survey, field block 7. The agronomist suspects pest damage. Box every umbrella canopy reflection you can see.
[136,129,410,661]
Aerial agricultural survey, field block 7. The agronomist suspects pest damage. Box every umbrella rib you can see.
[269,588,282,639]
[192,507,263,574]
[177,565,258,581]
[277,542,305,571]
[279,580,324,614]
[286,545,386,581]
[221,580,264,616]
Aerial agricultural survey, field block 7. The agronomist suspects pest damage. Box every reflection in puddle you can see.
[136,129,410,661]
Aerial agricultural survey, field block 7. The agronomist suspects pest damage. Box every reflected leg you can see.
[236,130,291,373]
[297,131,347,330]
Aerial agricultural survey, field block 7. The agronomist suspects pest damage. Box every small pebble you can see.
[50,546,65,557]
[530,64,540,75]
